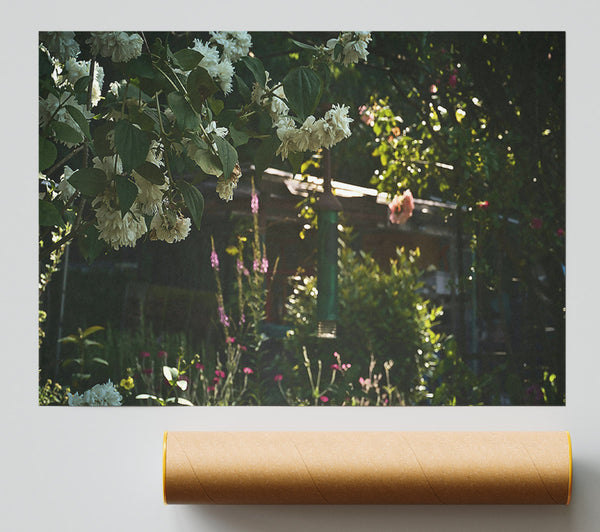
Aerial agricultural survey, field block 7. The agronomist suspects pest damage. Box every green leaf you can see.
[91,357,109,366]
[190,148,222,176]
[39,137,57,172]
[65,105,91,140]
[39,48,53,77]
[114,120,151,171]
[213,136,238,180]
[134,161,165,185]
[167,91,199,130]
[173,48,203,71]
[290,39,318,52]
[187,66,219,111]
[254,134,280,179]
[93,121,115,158]
[240,56,266,88]
[51,121,84,145]
[114,175,139,216]
[81,325,104,337]
[178,181,205,230]
[78,223,105,264]
[207,96,224,116]
[234,74,251,102]
[229,125,249,147]
[125,54,155,79]
[68,168,107,197]
[283,67,322,119]
[39,200,65,228]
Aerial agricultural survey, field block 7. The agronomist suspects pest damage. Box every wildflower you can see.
[325,32,371,65]
[206,386,215,393]
[68,380,122,406]
[226,337,235,344]
[274,374,283,382]
[251,192,259,214]
[448,74,457,88]
[205,121,229,138]
[218,306,230,327]
[140,351,150,358]
[215,370,226,379]
[388,189,414,225]
[477,200,489,209]
[210,249,220,270]
[236,259,249,276]
[239,345,247,352]
[331,364,341,371]
[341,363,351,371]
[120,377,134,390]
[61,58,104,106]
[195,363,205,370]
[320,395,329,403]
[557,228,565,237]
[157,351,167,358]
[243,367,254,375]
[94,198,147,250]
[87,32,143,63]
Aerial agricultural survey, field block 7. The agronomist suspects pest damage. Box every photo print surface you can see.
[38,31,565,406]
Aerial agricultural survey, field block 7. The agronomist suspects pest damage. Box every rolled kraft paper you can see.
[163,431,572,505]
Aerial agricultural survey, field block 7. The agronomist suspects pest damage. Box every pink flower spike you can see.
[140,351,150,358]
[226,336,235,344]
[251,192,259,214]
[195,363,205,370]
[213,377,220,383]
[320,395,329,403]
[342,363,351,371]
[157,350,167,358]
[331,364,341,371]
[239,345,247,352]
[274,374,283,382]
[210,249,220,271]
[207,386,215,393]
[243,367,254,375]
[215,370,226,379]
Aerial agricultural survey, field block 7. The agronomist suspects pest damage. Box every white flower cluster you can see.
[68,380,122,406]
[150,209,192,243]
[216,162,242,202]
[209,31,252,63]
[191,39,235,95]
[56,166,76,200]
[39,93,92,146]
[40,32,80,62]
[325,32,371,66]
[276,104,353,160]
[87,32,143,63]
[53,58,105,107]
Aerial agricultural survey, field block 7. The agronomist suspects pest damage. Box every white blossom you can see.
[191,39,234,95]
[216,162,242,201]
[58,59,104,106]
[150,208,191,243]
[87,32,143,63]
[68,380,122,406]
[325,32,371,65]
[205,121,228,138]
[133,174,166,215]
[40,32,80,62]
[93,198,147,250]
[209,31,252,62]
[251,71,289,123]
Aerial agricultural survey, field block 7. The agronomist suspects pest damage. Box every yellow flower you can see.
[120,377,134,391]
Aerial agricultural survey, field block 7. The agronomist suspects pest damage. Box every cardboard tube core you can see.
[163,431,571,505]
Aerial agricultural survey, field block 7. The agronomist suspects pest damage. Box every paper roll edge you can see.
[567,431,572,505]
[163,431,168,505]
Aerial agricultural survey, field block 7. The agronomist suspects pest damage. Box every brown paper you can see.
[163,431,572,505]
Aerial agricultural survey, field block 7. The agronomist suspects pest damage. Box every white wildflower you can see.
[150,208,191,243]
[40,32,80,62]
[324,104,353,142]
[191,39,234,94]
[213,57,234,94]
[68,380,122,406]
[209,31,252,62]
[94,198,147,250]
[56,166,77,200]
[216,162,242,201]
[87,32,143,63]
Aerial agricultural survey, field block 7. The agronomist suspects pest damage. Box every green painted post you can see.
[316,151,342,338]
